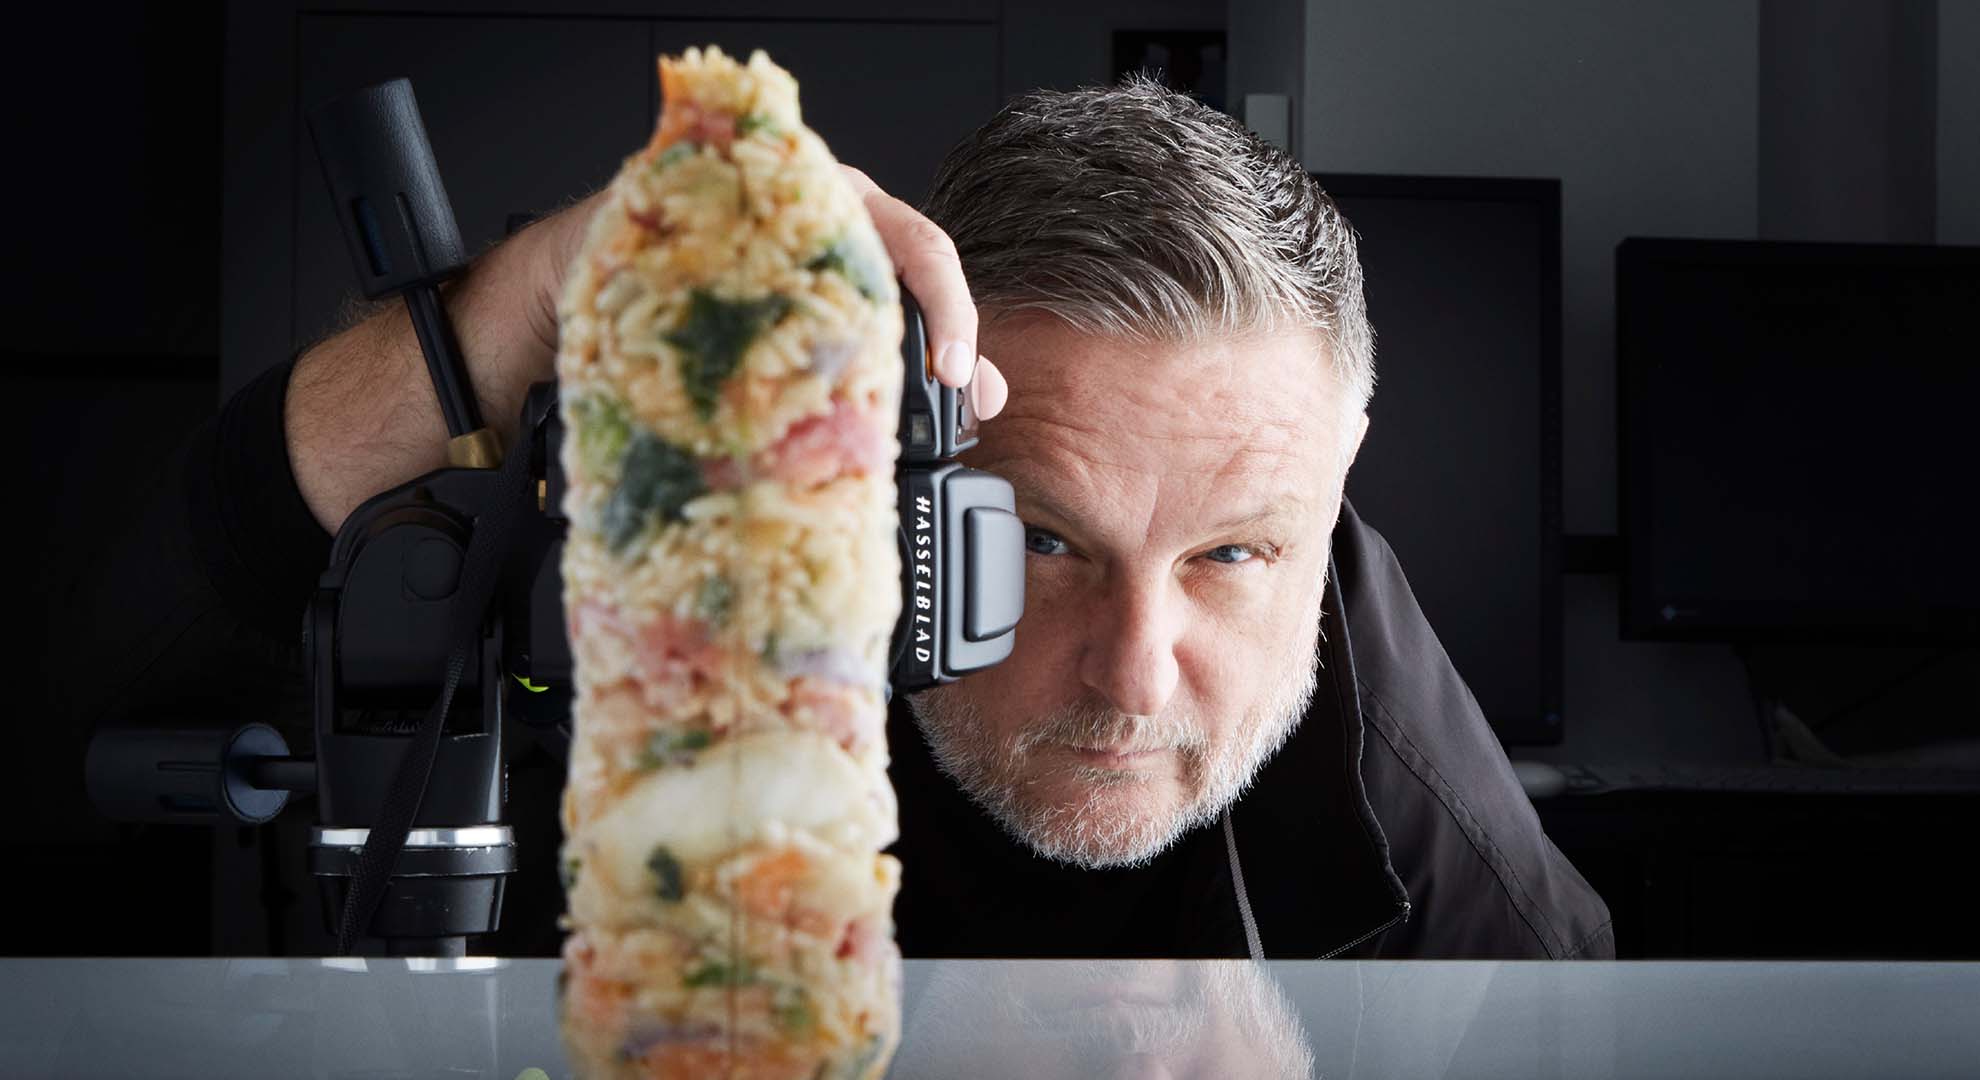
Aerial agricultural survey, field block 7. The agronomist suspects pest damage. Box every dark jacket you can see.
[1254,502,1614,959]
[69,358,1612,959]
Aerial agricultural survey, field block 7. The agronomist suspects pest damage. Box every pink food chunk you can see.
[753,397,893,489]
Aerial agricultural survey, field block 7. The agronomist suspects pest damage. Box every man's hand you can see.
[838,166,1007,420]
[535,168,1006,417]
[286,165,1003,534]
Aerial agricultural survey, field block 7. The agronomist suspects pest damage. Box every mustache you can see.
[1011,697,1209,758]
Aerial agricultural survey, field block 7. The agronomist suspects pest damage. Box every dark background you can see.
[6,1,1975,959]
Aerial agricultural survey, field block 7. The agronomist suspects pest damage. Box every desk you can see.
[0,958,1974,1077]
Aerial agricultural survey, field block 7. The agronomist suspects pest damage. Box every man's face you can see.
[911,315,1369,868]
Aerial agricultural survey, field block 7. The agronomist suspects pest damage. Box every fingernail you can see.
[936,340,973,385]
[970,356,1008,419]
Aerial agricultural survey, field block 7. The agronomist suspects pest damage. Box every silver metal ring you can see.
[405,957,507,973]
[310,825,513,848]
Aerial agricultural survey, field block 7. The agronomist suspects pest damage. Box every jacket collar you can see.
[1221,506,1412,957]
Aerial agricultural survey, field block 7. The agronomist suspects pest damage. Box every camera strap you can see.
[336,421,540,955]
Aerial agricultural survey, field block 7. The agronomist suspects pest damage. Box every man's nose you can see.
[1077,573,1181,718]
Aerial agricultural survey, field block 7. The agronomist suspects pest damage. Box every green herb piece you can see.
[570,394,633,480]
[772,984,816,1034]
[669,729,714,752]
[683,958,757,988]
[664,289,794,419]
[736,113,776,138]
[638,728,714,769]
[560,855,582,890]
[804,237,889,302]
[515,1069,551,1080]
[647,845,685,902]
[601,431,705,552]
[655,142,698,168]
[695,575,735,622]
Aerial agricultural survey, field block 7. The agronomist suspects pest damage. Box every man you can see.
[887,80,1610,960]
[75,78,1611,959]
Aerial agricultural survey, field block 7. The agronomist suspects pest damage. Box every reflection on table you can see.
[2,956,1977,1078]
[900,959,1312,1077]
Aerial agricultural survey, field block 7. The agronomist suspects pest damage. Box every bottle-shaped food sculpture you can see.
[554,46,904,1080]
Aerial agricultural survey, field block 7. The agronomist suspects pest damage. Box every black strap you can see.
[336,424,538,954]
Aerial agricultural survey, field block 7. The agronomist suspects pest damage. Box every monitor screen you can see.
[1321,175,1563,746]
[1619,238,1980,642]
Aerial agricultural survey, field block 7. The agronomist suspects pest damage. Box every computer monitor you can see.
[1318,174,1563,747]
[1618,238,1980,643]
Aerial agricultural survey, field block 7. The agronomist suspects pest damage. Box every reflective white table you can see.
[1,958,1975,1078]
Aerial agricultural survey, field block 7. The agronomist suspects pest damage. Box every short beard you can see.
[908,620,1322,870]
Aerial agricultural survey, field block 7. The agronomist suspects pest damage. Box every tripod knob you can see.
[85,723,298,825]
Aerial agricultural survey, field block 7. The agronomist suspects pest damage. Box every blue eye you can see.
[1025,527,1070,556]
[1204,545,1255,565]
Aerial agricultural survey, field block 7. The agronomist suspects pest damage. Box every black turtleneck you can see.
[884,699,1252,959]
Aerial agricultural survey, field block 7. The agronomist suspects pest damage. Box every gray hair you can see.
[922,74,1375,408]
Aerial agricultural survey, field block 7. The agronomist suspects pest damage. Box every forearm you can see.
[285,213,573,534]
[280,162,998,536]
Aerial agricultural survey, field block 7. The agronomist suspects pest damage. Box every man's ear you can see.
[1346,409,1371,468]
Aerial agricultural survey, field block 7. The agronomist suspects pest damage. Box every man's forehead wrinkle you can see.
[1000,344,1245,432]
[988,326,1327,440]
[1191,454,1320,535]
[1000,452,1139,530]
[1198,402,1326,479]
[990,383,1128,438]
[969,401,1227,484]
[1005,376,1219,435]
[969,414,1160,483]
[972,405,1327,527]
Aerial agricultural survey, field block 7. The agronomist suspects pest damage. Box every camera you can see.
[889,293,1026,691]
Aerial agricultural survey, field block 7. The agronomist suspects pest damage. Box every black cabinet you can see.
[1539,792,1980,959]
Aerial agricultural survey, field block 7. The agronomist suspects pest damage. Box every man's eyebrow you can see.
[1010,483,1093,529]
